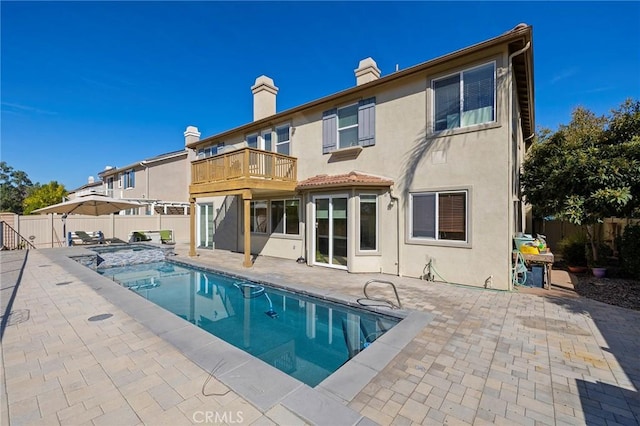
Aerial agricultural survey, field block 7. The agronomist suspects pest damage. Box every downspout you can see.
[296,189,307,264]
[522,133,535,233]
[389,187,401,277]
[507,41,531,291]
[140,161,149,214]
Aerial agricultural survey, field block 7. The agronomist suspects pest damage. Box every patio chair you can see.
[131,231,151,243]
[75,231,103,245]
[159,230,175,245]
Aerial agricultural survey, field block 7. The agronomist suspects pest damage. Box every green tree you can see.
[521,99,640,263]
[23,181,67,215]
[0,161,33,214]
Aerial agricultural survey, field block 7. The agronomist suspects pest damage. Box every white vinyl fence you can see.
[1,213,190,248]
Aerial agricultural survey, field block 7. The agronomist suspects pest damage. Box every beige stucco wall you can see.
[101,153,189,202]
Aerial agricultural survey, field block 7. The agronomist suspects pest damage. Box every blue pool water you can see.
[99,261,399,386]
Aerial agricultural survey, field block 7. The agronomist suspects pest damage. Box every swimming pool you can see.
[99,261,400,386]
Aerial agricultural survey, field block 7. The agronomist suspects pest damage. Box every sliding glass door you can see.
[314,195,347,268]
[198,203,214,249]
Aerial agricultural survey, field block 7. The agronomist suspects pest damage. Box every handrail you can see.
[191,147,297,185]
[359,279,402,309]
[0,221,36,250]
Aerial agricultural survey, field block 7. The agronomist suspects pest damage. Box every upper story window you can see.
[105,176,114,196]
[433,62,495,132]
[261,130,272,152]
[197,143,225,159]
[338,104,358,148]
[410,190,467,242]
[276,125,290,155]
[123,169,135,189]
[247,134,258,149]
[322,97,375,154]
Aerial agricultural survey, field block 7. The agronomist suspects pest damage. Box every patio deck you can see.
[1,246,638,425]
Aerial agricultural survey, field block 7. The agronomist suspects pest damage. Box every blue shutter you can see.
[322,108,337,154]
[358,97,376,147]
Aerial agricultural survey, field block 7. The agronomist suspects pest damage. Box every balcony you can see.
[190,148,297,196]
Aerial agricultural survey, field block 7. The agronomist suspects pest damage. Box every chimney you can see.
[88,176,94,184]
[184,125,201,146]
[251,75,278,121]
[355,57,381,86]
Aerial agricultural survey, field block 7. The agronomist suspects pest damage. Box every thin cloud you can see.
[583,86,613,94]
[550,68,578,84]
[1,102,57,115]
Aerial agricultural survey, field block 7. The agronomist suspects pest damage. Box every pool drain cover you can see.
[88,313,113,322]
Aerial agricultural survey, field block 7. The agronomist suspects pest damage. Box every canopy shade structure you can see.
[33,194,145,216]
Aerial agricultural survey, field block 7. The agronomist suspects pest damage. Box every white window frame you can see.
[270,198,300,236]
[250,200,269,234]
[431,61,496,133]
[408,189,470,245]
[275,124,291,155]
[358,194,378,253]
[197,143,225,159]
[123,169,135,189]
[260,129,273,152]
[337,103,359,149]
[117,173,122,188]
[246,133,258,149]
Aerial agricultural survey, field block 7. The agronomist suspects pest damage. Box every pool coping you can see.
[44,247,433,425]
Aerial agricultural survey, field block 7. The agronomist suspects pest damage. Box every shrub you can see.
[620,224,640,279]
[558,233,588,266]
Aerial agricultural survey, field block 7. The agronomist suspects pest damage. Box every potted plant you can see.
[587,242,612,278]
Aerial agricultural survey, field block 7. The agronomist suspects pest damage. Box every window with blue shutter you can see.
[322,98,376,154]
[322,108,337,154]
[358,97,375,147]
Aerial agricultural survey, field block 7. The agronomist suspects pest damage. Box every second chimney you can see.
[355,57,381,86]
[251,75,278,121]
[184,125,201,146]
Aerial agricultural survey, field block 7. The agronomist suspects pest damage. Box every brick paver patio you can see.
[1,246,638,425]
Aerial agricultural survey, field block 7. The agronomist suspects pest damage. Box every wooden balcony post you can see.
[189,197,196,257]
[243,149,250,178]
[242,191,252,267]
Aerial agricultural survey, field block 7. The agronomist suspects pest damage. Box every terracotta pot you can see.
[567,266,587,274]
[591,267,607,278]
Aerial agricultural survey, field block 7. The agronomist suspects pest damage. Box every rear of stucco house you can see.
[186,24,534,291]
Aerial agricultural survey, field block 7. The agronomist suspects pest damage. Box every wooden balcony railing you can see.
[191,148,297,192]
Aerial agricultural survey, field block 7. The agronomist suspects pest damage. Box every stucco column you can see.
[243,196,252,267]
[189,198,196,257]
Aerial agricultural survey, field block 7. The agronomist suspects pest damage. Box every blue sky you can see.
[2,1,639,190]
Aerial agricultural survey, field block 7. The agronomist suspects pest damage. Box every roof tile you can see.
[297,172,393,189]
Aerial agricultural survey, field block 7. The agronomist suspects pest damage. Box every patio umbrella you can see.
[33,194,145,246]
[33,194,144,216]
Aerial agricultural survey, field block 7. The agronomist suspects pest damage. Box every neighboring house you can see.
[97,137,199,215]
[67,177,104,200]
[186,24,534,290]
